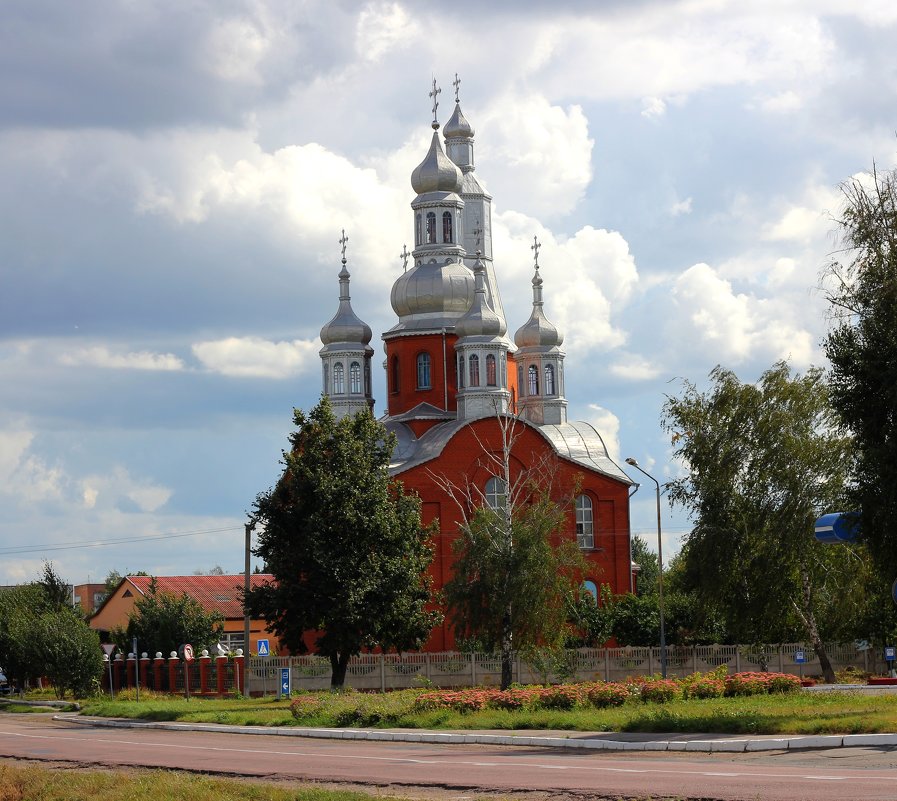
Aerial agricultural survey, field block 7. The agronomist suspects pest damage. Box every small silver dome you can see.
[411,131,463,195]
[456,257,506,338]
[391,259,474,319]
[320,264,373,346]
[514,266,563,348]
[444,103,474,139]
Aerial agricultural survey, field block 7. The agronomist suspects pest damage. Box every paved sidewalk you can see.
[56,714,897,753]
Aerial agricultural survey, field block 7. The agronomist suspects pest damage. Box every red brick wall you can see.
[395,416,631,650]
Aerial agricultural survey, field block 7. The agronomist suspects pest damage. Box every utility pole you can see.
[243,519,255,655]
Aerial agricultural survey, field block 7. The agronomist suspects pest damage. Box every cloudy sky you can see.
[2,0,895,588]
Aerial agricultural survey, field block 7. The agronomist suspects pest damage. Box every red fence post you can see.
[234,651,245,696]
[153,653,165,692]
[113,655,124,691]
[199,652,211,694]
[139,654,151,689]
[216,655,228,697]
[168,652,179,693]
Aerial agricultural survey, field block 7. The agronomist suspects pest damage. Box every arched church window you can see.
[426,212,436,244]
[517,364,524,394]
[323,363,329,395]
[582,580,598,601]
[486,353,496,386]
[485,476,507,510]
[390,355,399,394]
[417,352,431,389]
[528,364,539,396]
[458,354,464,389]
[510,386,516,414]
[544,364,555,396]
[416,213,422,246]
[364,360,371,395]
[442,211,453,243]
[469,354,480,387]
[575,495,594,549]
[333,362,345,395]
[350,361,362,394]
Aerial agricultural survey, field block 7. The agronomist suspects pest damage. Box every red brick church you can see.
[317,78,634,650]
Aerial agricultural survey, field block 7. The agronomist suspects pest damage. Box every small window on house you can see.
[528,364,539,396]
[576,495,594,549]
[545,364,555,395]
[122,589,133,598]
[390,355,400,394]
[486,353,497,386]
[485,476,507,510]
[417,352,431,389]
[333,362,345,394]
[350,361,362,394]
[469,353,480,386]
[582,580,598,601]
[442,211,453,243]
[426,212,437,243]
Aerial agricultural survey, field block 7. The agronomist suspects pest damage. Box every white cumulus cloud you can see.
[59,346,185,371]
[192,336,319,378]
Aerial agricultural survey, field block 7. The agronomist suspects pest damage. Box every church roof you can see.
[386,416,633,484]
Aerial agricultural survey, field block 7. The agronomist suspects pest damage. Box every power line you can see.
[0,525,243,556]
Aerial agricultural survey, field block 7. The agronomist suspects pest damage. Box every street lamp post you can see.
[244,519,255,656]
[625,458,667,679]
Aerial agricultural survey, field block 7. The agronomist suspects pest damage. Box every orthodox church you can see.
[318,78,634,650]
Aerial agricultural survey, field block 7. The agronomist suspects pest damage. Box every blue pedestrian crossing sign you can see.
[257,639,270,657]
[794,650,806,664]
[885,646,896,661]
[281,667,291,696]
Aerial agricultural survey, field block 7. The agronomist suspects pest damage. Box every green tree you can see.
[118,578,224,658]
[437,412,587,689]
[630,535,659,598]
[0,564,103,697]
[32,608,104,698]
[823,164,897,584]
[662,362,864,682]
[244,397,440,689]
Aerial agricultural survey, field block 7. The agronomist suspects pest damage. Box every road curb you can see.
[54,715,897,753]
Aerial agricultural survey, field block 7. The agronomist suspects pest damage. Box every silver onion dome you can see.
[455,255,505,338]
[390,259,474,319]
[514,263,563,348]
[411,131,463,195]
[444,103,474,139]
[320,262,373,346]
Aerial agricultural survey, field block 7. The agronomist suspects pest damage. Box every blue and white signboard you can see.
[794,650,806,664]
[814,512,860,544]
[885,647,896,662]
[281,668,291,696]
[257,639,270,657]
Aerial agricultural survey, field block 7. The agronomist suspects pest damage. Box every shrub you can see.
[724,671,801,696]
[639,679,680,703]
[683,677,725,699]
[767,673,802,693]
[289,695,324,720]
[583,681,630,708]
[535,684,581,710]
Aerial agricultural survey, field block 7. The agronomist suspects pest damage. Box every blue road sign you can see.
[885,647,896,661]
[281,668,290,696]
[257,639,270,657]
[794,650,806,664]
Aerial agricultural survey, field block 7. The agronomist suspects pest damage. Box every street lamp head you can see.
[625,457,638,467]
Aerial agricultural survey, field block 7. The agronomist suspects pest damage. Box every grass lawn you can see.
[70,687,897,736]
[0,764,450,801]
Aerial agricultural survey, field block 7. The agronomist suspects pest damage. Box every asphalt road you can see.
[3,715,897,801]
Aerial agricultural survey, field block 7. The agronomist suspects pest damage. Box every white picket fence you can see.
[245,642,886,695]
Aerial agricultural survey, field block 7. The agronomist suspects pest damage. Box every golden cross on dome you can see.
[531,235,541,270]
[400,244,409,272]
[453,73,461,104]
[429,77,441,127]
[339,229,349,262]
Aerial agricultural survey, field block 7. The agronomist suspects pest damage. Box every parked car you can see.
[0,669,11,695]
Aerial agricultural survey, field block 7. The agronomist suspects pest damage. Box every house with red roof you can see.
[89,574,281,655]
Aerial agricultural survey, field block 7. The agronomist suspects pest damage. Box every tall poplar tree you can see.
[823,165,897,584]
[244,397,440,688]
[662,362,863,682]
